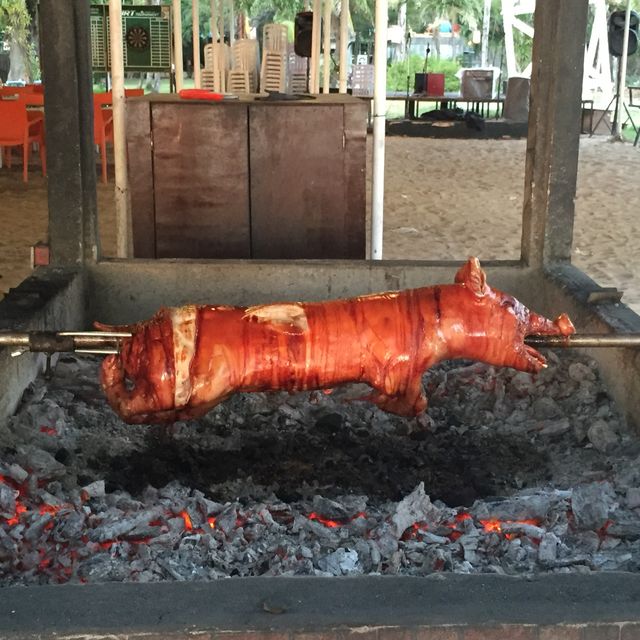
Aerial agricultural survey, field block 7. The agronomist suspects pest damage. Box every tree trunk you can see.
[7,36,30,83]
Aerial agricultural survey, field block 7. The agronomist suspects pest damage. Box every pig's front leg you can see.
[365,359,428,416]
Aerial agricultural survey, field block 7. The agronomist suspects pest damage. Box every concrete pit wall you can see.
[0,268,85,421]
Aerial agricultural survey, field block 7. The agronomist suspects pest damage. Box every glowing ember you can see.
[207,516,216,529]
[479,518,541,534]
[5,503,27,527]
[307,511,366,528]
[180,510,193,531]
[39,503,63,516]
[39,426,57,436]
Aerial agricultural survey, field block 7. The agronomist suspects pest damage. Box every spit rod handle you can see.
[525,333,640,348]
[0,331,74,352]
[0,331,131,354]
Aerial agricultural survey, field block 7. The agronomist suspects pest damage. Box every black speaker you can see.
[294,11,313,58]
[608,10,640,57]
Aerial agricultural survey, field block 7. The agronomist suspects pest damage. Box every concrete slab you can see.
[1,574,640,638]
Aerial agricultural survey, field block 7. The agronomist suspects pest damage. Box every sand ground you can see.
[1,134,640,313]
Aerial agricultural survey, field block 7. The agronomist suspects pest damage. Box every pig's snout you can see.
[526,311,575,337]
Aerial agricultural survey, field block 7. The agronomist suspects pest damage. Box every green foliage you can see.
[386,53,460,93]
[0,0,30,42]
[0,0,38,81]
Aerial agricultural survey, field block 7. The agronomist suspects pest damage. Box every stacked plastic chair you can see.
[287,43,308,94]
[260,24,288,93]
[229,39,260,93]
[202,42,230,93]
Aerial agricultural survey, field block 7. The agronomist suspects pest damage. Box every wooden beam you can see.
[521,0,589,267]
[40,0,98,265]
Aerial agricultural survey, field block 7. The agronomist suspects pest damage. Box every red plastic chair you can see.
[124,88,144,98]
[0,98,46,182]
[93,92,114,183]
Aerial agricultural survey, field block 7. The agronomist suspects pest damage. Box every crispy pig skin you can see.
[97,258,575,424]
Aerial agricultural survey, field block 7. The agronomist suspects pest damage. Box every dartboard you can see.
[126,26,149,50]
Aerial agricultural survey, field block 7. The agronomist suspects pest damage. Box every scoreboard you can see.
[90,4,172,73]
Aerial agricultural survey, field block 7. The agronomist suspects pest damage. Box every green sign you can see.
[91,4,172,73]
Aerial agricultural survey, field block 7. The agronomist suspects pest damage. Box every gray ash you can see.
[1,350,640,584]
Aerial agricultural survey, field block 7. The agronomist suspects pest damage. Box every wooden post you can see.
[40,0,99,265]
[192,0,201,88]
[218,0,224,44]
[613,0,632,139]
[173,0,184,90]
[520,0,588,267]
[310,0,322,92]
[481,0,491,68]
[339,0,349,93]
[230,0,235,45]
[322,0,332,93]
[210,0,218,41]
[109,0,131,258]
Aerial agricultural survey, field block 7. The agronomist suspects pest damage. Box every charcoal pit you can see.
[2,259,640,638]
[3,329,640,585]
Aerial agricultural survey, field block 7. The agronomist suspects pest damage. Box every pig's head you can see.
[442,257,574,373]
[95,311,176,423]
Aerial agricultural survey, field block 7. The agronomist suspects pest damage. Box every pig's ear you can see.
[454,257,487,297]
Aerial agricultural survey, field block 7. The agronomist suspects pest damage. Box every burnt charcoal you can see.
[317,548,360,575]
[312,495,354,520]
[391,482,446,536]
[1,349,639,584]
[52,510,86,542]
[606,513,640,539]
[571,482,617,530]
[532,397,564,420]
[587,419,620,453]
[627,487,640,509]
[16,445,66,479]
[0,483,17,518]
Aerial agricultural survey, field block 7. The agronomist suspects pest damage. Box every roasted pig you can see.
[97,258,574,424]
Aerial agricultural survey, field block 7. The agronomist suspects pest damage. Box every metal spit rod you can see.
[0,331,132,356]
[524,334,640,348]
[1,331,640,356]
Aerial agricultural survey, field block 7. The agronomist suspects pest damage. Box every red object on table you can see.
[178,89,224,101]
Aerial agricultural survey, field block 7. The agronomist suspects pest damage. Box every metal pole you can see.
[310,0,322,92]
[481,0,491,68]
[192,0,201,88]
[339,0,349,93]
[172,0,184,90]
[322,0,332,93]
[370,0,388,260]
[108,0,131,258]
[613,0,632,139]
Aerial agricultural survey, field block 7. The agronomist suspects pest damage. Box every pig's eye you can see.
[500,300,515,310]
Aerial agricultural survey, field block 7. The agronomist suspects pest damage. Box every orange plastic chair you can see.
[0,97,46,182]
[93,92,114,183]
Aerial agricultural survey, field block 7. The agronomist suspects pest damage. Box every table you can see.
[386,93,505,120]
